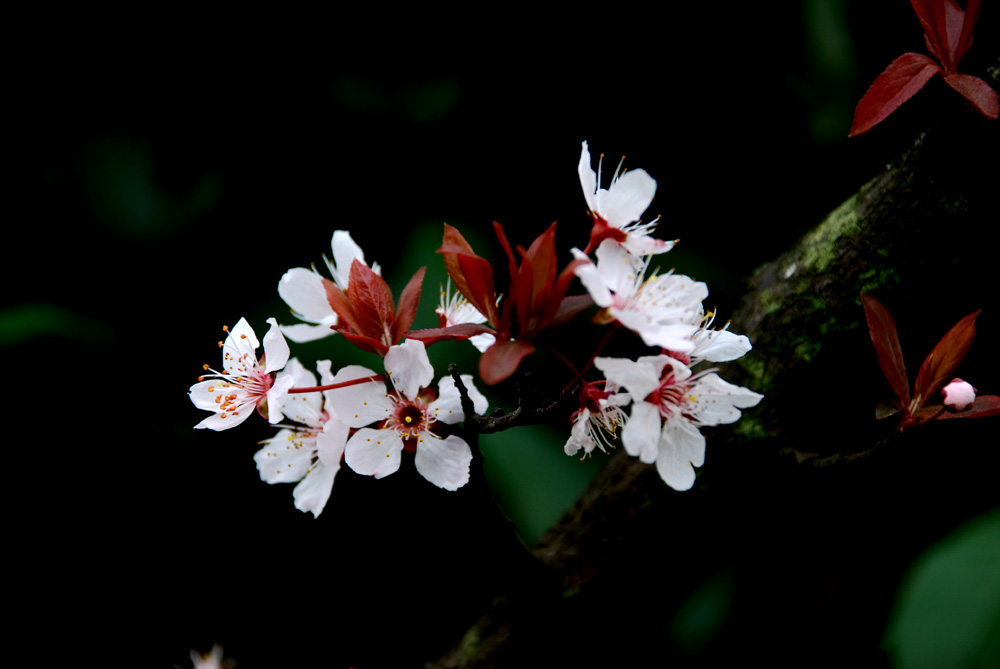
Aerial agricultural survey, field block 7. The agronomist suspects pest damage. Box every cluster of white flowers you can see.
[564,142,762,490]
[189,140,764,515]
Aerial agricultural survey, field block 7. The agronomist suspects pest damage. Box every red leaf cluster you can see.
[408,223,591,385]
[324,260,425,356]
[849,0,997,137]
[861,293,998,429]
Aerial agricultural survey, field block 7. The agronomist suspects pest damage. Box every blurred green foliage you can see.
[885,507,1000,669]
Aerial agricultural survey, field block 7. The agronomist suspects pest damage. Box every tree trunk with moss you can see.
[432,124,999,667]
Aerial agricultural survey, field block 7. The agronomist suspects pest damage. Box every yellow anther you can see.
[203,364,210,371]
[217,341,223,348]
[405,416,412,423]
[240,334,247,339]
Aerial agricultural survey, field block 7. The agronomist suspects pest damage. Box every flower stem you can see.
[287,374,386,394]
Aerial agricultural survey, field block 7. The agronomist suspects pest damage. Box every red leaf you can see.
[911,0,963,70]
[521,223,558,304]
[340,331,389,357]
[861,294,911,408]
[934,395,1000,420]
[405,322,497,346]
[943,73,999,119]
[391,267,425,345]
[323,278,362,334]
[479,339,536,386]
[492,221,520,283]
[955,0,980,65]
[912,309,980,413]
[849,53,942,137]
[457,254,500,326]
[348,260,396,346]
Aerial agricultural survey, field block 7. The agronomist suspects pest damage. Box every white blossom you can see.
[189,317,292,430]
[340,340,488,490]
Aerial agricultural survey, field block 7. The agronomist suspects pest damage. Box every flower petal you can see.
[578,141,598,212]
[261,318,290,374]
[414,435,472,490]
[432,374,488,425]
[326,366,388,428]
[385,339,434,399]
[345,428,403,479]
[688,373,764,426]
[292,462,337,517]
[600,168,656,227]
[254,428,315,483]
[278,268,337,327]
[656,418,705,491]
[622,401,661,461]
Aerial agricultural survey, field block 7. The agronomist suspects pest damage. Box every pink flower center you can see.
[647,372,690,420]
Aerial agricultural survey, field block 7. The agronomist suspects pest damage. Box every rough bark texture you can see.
[431,122,999,667]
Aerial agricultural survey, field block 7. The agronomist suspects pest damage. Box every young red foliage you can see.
[324,259,425,357]
[849,0,996,137]
[409,222,589,385]
[862,293,996,431]
[911,309,979,413]
[861,293,910,409]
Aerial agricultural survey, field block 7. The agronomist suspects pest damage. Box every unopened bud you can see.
[941,378,977,411]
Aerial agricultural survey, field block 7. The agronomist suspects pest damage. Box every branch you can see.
[432,123,999,666]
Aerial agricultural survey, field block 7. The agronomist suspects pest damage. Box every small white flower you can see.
[573,240,705,351]
[189,317,292,430]
[253,358,367,517]
[579,141,673,256]
[277,230,381,342]
[941,378,977,411]
[564,380,631,458]
[435,279,496,353]
[341,340,488,490]
[596,355,762,491]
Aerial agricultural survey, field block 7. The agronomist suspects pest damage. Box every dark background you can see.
[5,4,998,667]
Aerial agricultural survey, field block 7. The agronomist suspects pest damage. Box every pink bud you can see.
[941,378,977,411]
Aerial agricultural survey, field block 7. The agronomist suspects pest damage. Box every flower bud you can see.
[941,378,977,411]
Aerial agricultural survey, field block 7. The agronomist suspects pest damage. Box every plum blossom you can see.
[189,317,293,430]
[595,354,762,491]
[572,239,705,352]
[180,645,228,669]
[941,378,977,411]
[564,379,631,458]
[435,279,496,353]
[253,358,368,517]
[341,339,488,490]
[277,230,381,342]
[579,140,673,256]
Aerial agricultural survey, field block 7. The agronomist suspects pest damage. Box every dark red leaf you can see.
[849,53,942,137]
[340,331,389,357]
[405,322,497,346]
[943,73,999,119]
[911,0,962,71]
[552,294,595,328]
[912,309,980,412]
[457,254,500,326]
[391,267,425,345]
[955,0,980,64]
[861,294,911,409]
[323,278,362,334]
[348,260,396,345]
[934,394,1000,420]
[479,339,536,386]
[521,223,558,304]
[492,221,520,282]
